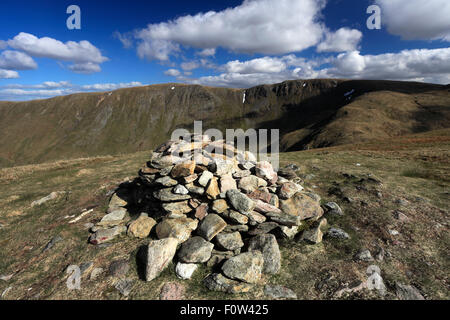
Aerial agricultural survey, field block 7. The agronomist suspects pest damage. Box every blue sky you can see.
[0,0,449,100]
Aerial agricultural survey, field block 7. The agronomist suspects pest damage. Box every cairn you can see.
[88,134,327,293]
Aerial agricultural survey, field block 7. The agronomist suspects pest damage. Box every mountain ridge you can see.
[0,79,449,168]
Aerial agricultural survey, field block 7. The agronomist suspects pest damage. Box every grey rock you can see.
[219,173,237,193]
[226,189,255,214]
[155,176,178,187]
[175,263,198,280]
[264,211,302,227]
[223,224,249,233]
[173,184,189,195]
[277,225,300,239]
[155,217,198,243]
[277,167,298,180]
[161,201,192,216]
[279,193,324,220]
[395,283,425,300]
[207,250,235,268]
[238,175,267,194]
[203,273,253,294]
[187,184,206,196]
[366,265,387,296]
[108,192,128,209]
[239,161,256,170]
[159,166,174,176]
[354,249,374,262]
[97,208,127,227]
[198,171,214,187]
[178,236,214,263]
[248,234,281,274]
[127,214,156,238]
[197,214,227,241]
[146,238,179,281]
[109,260,130,278]
[246,211,267,226]
[151,155,182,169]
[221,251,264,283]
[42,235,63,252]
[170,162,196,180]
[213,158,235,176]
[278,182,303,200]
[215,232,244,251]
[220,210,248,225]
[89,226,126,245]
[327,228,350,239]
[248,222,280,236]
[323,202,343,216]
[253,199,281,214]
[301,218,327,244]
[255,161,278,184]
[182,174,198,184]
[153,188,191,202]
[31,191,65,207]
[115,279,134,297]
[211,199,229,214]
[264,285,297,299]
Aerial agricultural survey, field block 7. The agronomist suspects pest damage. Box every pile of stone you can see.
[88,135,327,294]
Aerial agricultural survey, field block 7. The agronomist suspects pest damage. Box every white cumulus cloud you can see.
[0,69,19,79]
[324,48,450,83]
[113,31,133,49]
[188,48,450,88]
[376,0,450,41]
[68,62,101,74]
[7,32,108,73]
[0,50,37,70]
[180,61,200,71]
[317,27,363,52]
[135,0,327,61]
[197,48,216,57]
[164,69,181,77]
[225,57,287,74]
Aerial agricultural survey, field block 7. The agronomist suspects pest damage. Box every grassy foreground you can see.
[0,129,448,300]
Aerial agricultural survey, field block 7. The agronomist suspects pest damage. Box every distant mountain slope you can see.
[0,79,449,167]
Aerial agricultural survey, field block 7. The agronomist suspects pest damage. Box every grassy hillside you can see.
[0,79,448,168]
[0,129,448,300]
